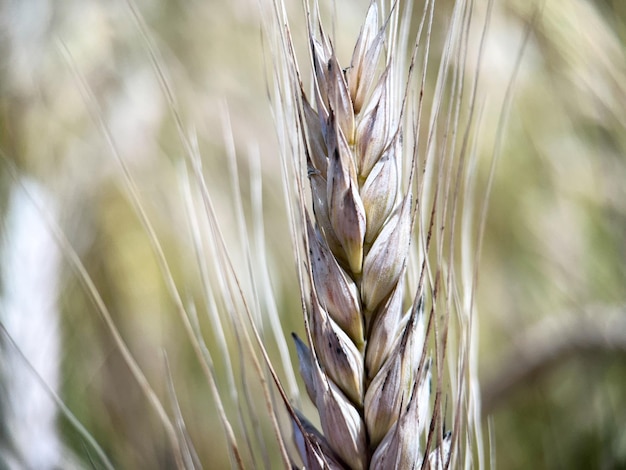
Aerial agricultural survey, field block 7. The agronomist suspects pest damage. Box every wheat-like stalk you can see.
[291,3,436,469]
[269,1,481,468]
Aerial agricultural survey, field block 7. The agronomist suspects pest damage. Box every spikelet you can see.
[290,3,448,468]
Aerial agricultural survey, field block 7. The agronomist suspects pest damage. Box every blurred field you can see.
[1,0,625,468]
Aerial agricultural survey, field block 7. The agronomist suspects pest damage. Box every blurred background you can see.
[0,0,625,468]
